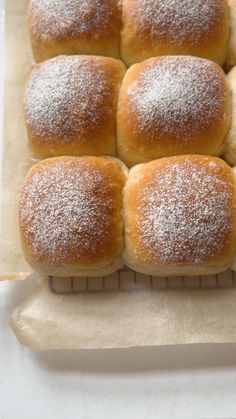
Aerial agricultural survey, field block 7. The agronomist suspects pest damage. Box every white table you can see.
[2,278,236,419]
[1,2,236,418]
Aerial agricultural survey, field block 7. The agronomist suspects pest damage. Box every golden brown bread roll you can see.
[24,55,126,159]
[28,0,121,62]
[121,0,229,66]
[19,156,128,277]
[123,155,236,277]
[117,56,231,167]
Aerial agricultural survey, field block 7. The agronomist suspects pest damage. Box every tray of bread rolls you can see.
[4,0,236,349]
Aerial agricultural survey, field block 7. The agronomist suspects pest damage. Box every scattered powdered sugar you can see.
[30,0,118,38]
[128,56,226,143]
[19,159,115,264]
[138,158,234,264]
[24,56,112,143]
[134,0,225,45]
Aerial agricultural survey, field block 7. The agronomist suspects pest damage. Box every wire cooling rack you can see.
[49,267,236,294]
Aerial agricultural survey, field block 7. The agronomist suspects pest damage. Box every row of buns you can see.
[24,54,236,166]
[19,155,236,278]
[28,0,236,68]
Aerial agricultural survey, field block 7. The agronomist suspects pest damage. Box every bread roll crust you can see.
[19,156,128,277]
[121,0,229,66]
[28,0,121,62]
[124,155,236,277]
[24,55,126,159]
[117,56,231,166]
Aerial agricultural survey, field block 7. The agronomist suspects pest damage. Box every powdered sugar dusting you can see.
[134,0,225,45]
[30,0,118,39]
[138,158,234,265]
[24,56,112,144]
[19,159,117,264]
[128,56,226,143]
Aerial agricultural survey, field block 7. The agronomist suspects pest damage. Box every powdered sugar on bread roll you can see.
[24,55,126,158]
[28,0,121,61]
[117,56,230,166]
[121,0,229,66]
[19,156,128,277]
[124,156,236,276]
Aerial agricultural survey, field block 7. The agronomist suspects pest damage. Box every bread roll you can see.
[124,155,236,277]
[19,156,128,277]
[121,0,229,66]
[28,0,121,62]
[24,55,126,159]
[117,56,230,167]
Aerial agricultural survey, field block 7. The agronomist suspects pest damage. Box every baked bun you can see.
[117,56,230,166]
[121,0,229,66]
[19,156,128,277]
[124,155,236,277]
[28,0,121,62]
[24,55,126,159]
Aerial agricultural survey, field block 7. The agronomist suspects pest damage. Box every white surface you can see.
[2,3,236,419]
[2,279,236,419]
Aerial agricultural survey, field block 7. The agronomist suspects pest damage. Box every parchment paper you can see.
[10,270,236,350]
[4,0,236,350]
[0,0,33,278]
